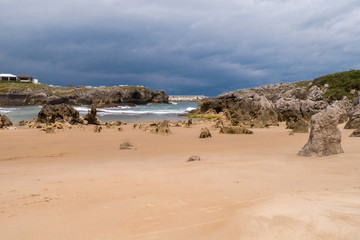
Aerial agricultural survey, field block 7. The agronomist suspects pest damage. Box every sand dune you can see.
[0,123,359,239]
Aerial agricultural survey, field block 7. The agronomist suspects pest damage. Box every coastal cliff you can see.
[0,83,168,106]
[194,70,360,128]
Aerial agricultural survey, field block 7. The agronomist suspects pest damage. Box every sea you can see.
[0,102,198,123]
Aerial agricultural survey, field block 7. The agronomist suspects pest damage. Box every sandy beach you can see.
[1,123,360,239]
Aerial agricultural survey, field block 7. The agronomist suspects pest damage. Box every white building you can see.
[0,73,18,81]
[0,73,39,84]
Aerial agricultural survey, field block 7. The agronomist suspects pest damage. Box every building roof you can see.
[17,74,34,79]
[0,73,17,77]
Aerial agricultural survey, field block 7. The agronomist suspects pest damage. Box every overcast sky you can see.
[1,0,359,95]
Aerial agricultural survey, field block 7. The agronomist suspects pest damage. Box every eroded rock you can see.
[199,128,211,138]
[298,105,344,157]
[219,126,253,134]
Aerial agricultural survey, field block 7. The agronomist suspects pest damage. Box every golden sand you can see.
[1,123,359,239]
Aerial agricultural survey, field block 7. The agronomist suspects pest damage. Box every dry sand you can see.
[0,123,360,240]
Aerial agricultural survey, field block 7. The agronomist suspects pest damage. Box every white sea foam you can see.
[0,107,19,113]
[186,107,196,112]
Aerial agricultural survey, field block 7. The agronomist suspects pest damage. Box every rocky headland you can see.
[194,70,360,130]
[0,83,168,107]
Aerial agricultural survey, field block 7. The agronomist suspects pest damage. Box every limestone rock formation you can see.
[37,104,84,124]
[157,120,172,135]
[298,105,344,157]
[144,120,172,135]
[195,81,331,128]
[344,105,360,129]
[219,126,254,134]
[0,114,13,128]
[199,128,212,138]
[84,105,101,125]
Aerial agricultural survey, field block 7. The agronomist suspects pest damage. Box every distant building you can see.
[0,73,18,81]
[0,73,39,84]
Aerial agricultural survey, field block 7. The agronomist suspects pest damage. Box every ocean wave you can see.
[97,109,187,116]
[0,107,20,113]
[186,107,196,112]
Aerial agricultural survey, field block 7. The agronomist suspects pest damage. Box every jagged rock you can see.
[37,104,84,124]
[0,114,13,128]
[185,118,193,127]
[158,120,172,135]
[188,156,200,162]
[344,105,360,129]
[354,92,360,106]
[197,89,279,128]
[195,81,335,128]
[84,105,101,125]
[199,128,211,138]
[349,128,360,137]
[292,119,309,133]
[93,126,102,133]
[298,105,344,157]
[219,126,254,134]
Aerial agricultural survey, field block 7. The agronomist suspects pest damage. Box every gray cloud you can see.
[0,0,359,95]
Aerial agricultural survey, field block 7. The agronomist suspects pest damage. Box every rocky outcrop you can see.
[195,81,333,128]
[199,128,212,138]
[345,105,360,129]
[84,105,101,125]
[143,120,172,135]
[0,86,168,106]
[194,80,358,128]
[219,126,253,134]
[37,104,84,124]
[0,114,13,128]
[298,105,344,157]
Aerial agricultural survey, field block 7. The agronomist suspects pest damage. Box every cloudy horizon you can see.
[1,0,359,96]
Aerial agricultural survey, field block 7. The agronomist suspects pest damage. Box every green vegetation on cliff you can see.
[0,81,148,95]
[312,70,360,101]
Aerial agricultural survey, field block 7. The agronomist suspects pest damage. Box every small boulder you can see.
[298,105,344,157]
[219,126,253,134]
[199,128,212,138]
[0,114,13,128]
[345,105,360,129]
[117,127,124,132]
[119,141,135,150]
[93,126,102,133]
[188,155,200,162]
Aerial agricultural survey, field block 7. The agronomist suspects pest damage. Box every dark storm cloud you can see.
[1,0,359,95]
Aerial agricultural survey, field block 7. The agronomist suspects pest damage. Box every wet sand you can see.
[1,123,360,239]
